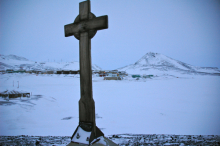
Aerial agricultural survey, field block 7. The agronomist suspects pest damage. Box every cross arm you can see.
[64,15,108,37]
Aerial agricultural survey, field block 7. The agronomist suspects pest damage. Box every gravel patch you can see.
[0,134,220,145]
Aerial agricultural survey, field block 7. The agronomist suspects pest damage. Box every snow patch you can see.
[71,126,91,144]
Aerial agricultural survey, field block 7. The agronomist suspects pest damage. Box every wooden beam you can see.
[79,1,90,20]
[64,16,108,37]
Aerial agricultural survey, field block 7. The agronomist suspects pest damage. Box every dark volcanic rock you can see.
[0,134,220,145]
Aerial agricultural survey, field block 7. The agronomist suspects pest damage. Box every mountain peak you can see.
[146,52,157,57]
[119,52,220,75]
[134,52,164,65]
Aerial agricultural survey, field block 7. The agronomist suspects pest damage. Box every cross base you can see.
[70,122,104,145]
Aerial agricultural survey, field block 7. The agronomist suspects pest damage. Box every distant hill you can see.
[0,54,102,71]
[118,52,220,76]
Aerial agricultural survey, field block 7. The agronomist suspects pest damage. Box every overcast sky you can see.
[1,0,220,70]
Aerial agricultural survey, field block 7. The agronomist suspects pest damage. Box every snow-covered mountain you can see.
[0,54,101,71]
[1,53,219,76]
[118,52,220,76]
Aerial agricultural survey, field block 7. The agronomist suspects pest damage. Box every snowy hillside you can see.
[0,54,101,71]
[118,52,220,76]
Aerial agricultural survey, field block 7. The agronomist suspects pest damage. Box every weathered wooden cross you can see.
[64,0,108,144]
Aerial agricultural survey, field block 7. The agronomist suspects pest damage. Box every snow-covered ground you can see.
[0,73,220,137]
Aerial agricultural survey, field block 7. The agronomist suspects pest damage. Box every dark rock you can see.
[35,140,40,145]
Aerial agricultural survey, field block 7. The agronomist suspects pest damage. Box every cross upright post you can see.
[64,0,112,145]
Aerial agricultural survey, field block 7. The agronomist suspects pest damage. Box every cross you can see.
[64,0,108,144]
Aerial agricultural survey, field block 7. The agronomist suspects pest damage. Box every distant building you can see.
[0,70,6,74]
[107,73,118,77]
[104,77,121,80]
[98,70,128,78]
[13,70,26,73]
[104,71,122,80]
[6,69,14,73]
[132,75,141,78]
[99,71,107,77]
[26,70,33,74]
[46,71,55,74]
[32,70,42,74]
[56,70,79,74]
[93,70,100,74]
[143,75,153,78]
[118,71,127,77]
[0,90,30,98]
